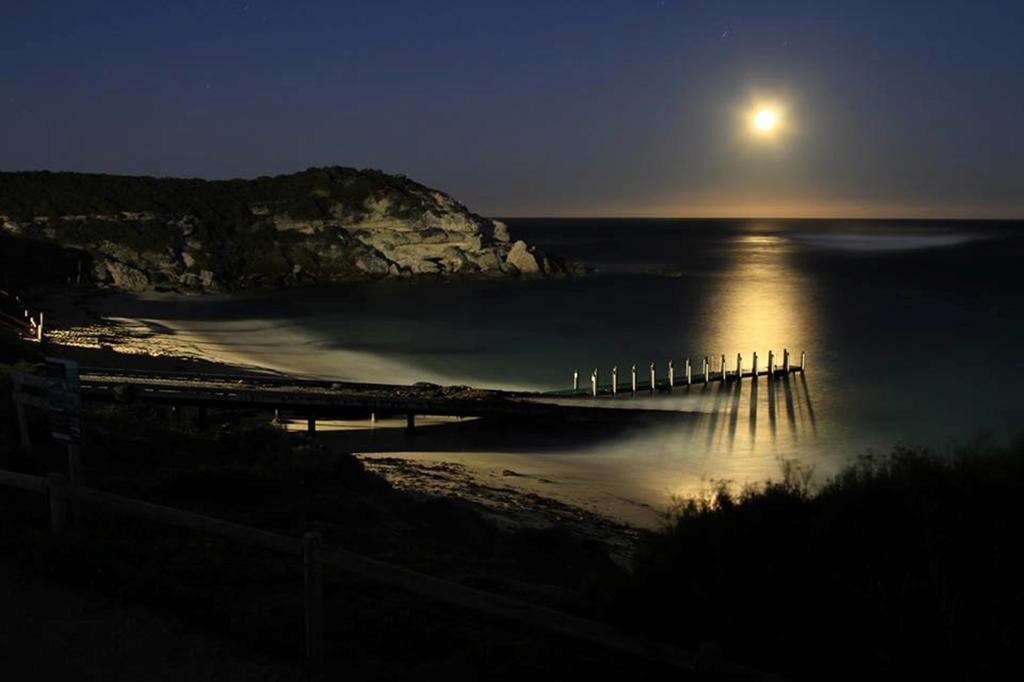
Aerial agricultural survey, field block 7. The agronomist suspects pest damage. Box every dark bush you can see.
[615,443,1024,680]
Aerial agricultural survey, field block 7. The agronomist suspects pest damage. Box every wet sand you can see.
[275,414,668,530]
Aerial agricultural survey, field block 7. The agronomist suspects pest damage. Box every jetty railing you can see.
[555,348,806,397]
[0,468,779,680]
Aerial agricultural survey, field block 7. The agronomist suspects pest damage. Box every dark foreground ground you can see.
[2,333,1022,680]
[0,561,304,681]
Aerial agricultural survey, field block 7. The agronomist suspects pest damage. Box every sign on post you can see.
[44,357,81,443]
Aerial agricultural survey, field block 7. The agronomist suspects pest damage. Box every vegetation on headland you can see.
[0,168,577,292]
[1,345,1019,679]
[0,168,440,224]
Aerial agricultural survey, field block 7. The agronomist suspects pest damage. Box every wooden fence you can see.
[0,468,782,680]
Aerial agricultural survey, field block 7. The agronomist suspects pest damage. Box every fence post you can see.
[649,362,656,395]
[631,365,637,396]
[67,443,82,524]
[591,369,598,397]
[14,395,31,450]
[572,370,579,392]
[611,366,618,395]
[736,353,742,380]
[685,358,692,386]
[720,354,727,381]
[48,473,68,536]
[800,351,807,371]
[303,531,325,674]
[703,357,709,385]
[768,350,775,378]
[783,348,791,373]
[668,360,674,390]
[752,352,759,378]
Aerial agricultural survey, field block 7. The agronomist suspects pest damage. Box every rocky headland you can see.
[0,167,581,292]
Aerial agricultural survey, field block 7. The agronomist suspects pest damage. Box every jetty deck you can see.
[74,367,689,426]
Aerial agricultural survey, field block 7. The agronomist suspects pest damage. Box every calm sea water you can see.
[100,219,1024,514]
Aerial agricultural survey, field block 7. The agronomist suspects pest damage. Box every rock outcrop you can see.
[0,167,583,291]
[505,240,541,274]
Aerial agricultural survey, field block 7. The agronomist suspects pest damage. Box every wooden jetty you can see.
[12,343,806,437]
[73,367,691,433]
[553,348,807,398]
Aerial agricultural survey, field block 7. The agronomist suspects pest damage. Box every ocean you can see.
[91,218,1024,521]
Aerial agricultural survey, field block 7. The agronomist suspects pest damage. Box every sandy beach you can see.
[37,288,676,531]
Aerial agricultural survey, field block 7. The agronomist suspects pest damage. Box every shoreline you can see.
[33,285,669,533]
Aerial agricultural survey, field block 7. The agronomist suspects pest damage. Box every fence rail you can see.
[0,468,780,680]
[0,469,48,493]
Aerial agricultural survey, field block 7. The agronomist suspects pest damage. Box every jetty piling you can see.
[560,346,805,397]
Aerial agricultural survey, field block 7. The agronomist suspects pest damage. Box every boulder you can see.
[492,220,510,243]
[506,240,541,274]
[465,250,503,272]
[105,261,150,290]
[355,254,391,275]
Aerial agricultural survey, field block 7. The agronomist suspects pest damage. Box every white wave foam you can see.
[791,233,982,252]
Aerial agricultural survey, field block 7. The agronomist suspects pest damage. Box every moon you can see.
[754,109,777,132]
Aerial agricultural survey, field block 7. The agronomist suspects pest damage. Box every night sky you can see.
[2,1,1022,218]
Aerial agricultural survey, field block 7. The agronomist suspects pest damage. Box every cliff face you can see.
[0,167,579,291]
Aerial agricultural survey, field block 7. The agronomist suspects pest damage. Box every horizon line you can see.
[492,215,1024,222]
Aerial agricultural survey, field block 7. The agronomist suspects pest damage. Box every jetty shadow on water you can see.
[702,373,817,453]
[748,375,758,439]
